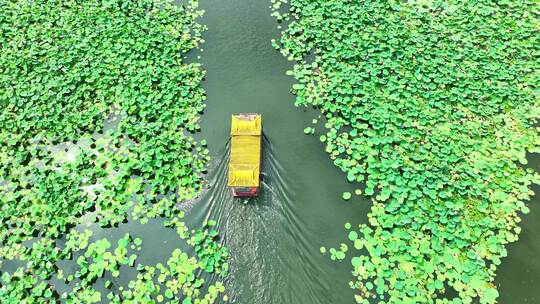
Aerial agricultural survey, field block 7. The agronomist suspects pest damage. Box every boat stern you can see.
[231,187,259,197]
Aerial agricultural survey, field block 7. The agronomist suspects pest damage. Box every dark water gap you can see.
[185,0,371,303]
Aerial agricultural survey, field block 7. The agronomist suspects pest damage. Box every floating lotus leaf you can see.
[0,0,227,302]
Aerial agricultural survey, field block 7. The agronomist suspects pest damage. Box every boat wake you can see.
[186,134,300,303]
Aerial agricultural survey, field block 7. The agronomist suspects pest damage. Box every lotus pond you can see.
[1,0,539,304]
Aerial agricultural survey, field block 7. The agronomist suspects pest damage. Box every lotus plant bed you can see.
[272,0,540,303]
[0,0,227,303]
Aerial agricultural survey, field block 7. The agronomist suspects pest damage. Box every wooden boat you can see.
[227,113,262,197]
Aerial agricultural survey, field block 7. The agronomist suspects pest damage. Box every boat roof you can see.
[231,114,262,136]
[228,114,262,187]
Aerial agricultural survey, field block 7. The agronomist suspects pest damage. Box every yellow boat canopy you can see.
[228,114,262,187]
[230,114,262,136]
